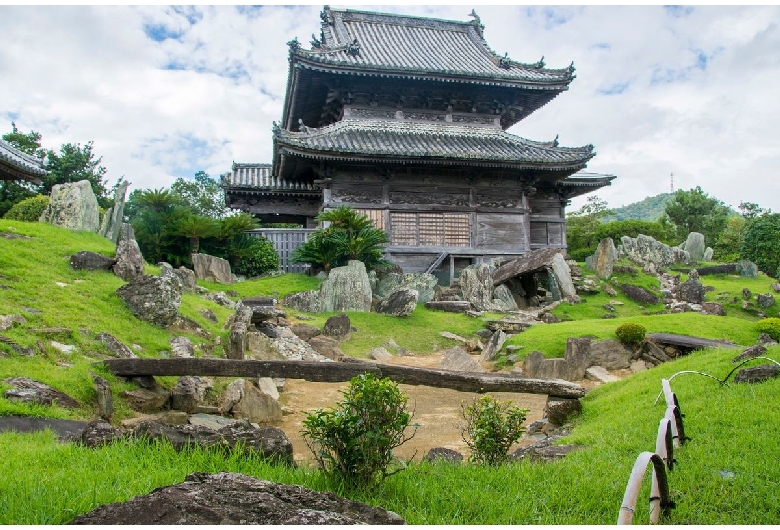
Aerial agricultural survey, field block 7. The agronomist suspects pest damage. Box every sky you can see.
[2,3,780,213]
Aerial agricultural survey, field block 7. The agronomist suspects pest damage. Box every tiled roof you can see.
[221,162,316,191]
[294,7,575,87]
[0,138,47,182]
[274,119,595,170]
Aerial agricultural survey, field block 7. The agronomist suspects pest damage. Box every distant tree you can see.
[42,141,111,208]
[3,122,43,156]
[565,195,612,261]
[174,214,220,254]
[170,171,231,219]
[741,212,780,278]
[127,188,189,264]
[713,216,746,263]
[738,201,768,220]
[663,186,730,245]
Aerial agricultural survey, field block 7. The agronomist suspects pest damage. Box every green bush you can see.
[3,194,49,221]
[301,373,416,489]
[460,395,528,466]
[234,236,279,277]
[615,322,647,345]
[756,317,780,342]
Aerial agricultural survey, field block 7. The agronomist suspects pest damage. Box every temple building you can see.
[222,7,614,281]
[0,138,47,184]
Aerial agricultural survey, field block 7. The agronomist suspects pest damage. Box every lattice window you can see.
[389,212,470,247]
[355,209,385,229]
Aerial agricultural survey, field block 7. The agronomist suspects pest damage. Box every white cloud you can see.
[1,5,779,215]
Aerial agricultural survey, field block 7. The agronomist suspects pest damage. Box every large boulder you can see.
[676,269,706,304]
[619,283,660,305]
[307,335,345,361]
[170,376,212,413]
[375,288,418,317]
[72,471,404,524]
[282,290,321,313]
[737,260,758,278]
[323,313,351,339]
[116,274,182,327]
[586,237,619,279]
[69,251,115,272]
[39,180,100,232]
[682,232,706,262]
[459,264,494,311]
[491,284,519,311]
[319,260,372,312]
[221,379,282,424]
[374,272,438,304]
[191,253,233,284]
[618,234,690,268]
[112,236,146,281]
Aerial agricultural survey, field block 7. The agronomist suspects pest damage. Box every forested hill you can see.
[602,193,674,222]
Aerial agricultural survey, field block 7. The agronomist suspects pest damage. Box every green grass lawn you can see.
[2,219,779,524]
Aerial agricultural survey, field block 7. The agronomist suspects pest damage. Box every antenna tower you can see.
[670,172,674,193]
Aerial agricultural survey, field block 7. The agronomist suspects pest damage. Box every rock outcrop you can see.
[192,253,233,284]
[116,274,182,327]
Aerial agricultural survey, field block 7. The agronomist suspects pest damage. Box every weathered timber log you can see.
[492,248,562,286]
[647,333,736,350]
[691,263,738,276]
[101,358,586,398]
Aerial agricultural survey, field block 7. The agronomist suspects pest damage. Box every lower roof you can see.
[274,119,594,171]
[0,139,47,183]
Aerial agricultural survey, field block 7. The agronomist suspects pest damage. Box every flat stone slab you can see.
[647,333,736,350]
[0,415,87,441]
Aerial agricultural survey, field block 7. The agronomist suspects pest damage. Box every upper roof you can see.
[273,119,595,171]
[293,7,576,88]
[0,138,47,183]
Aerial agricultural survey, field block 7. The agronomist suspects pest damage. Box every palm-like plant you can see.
[175,215,221,254]
[291,207,390,272]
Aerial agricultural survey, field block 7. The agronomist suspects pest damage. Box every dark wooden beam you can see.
[100,358,586,398]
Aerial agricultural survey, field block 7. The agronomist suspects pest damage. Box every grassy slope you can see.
[1,219,779,524]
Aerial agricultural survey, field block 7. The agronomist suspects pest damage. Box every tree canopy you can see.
[565,195,612,261]
[662,186,731,246]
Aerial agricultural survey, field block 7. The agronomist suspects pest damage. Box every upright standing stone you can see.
[683,232,706,262]
[459,264,494,312]
[550,253,578,300]
[109,180,130,244]
[586,237,619,279]
[39,180,100,232]
[113,235,146,281]
[319,260,372,312]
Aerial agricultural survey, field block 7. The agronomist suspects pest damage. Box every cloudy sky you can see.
[2,4,779,213]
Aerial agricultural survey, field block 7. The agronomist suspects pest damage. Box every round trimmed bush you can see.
[615,322,647,345]
[756,317,780,342]
[3,194,49,221]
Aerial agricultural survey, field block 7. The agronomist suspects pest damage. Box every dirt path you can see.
[276,353,549,465]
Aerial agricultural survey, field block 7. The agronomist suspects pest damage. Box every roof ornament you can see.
[286,37,300,53]
[271,121,281,136]
[346,38,360,57]
[297,119,310,133]
[498,52,512,69]
[310,33,322,48]
[553,134,559,147]
[535,56,546,69]
[320,5,331,25]
[568,61,576,73]
[468,9,485,37]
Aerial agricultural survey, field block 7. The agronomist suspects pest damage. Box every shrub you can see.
[3,194,49,221]
[234,236,279,277]
[756,318,780,342]
[301,373,416,489]
[460,395,528,466]
[615,322,647,345]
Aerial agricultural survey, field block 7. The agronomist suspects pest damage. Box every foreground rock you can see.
[69,251,115,272]
[374,288,418,316]
[618,234,689,268]
[112,236,146,281]
[319,260,373,312]
[72,471,404,524]
[39,179,100,232]
[3,377,80,408]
